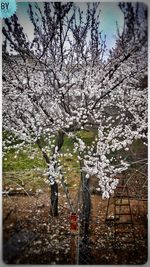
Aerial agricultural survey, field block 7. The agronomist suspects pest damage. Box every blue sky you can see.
[16,2,124,56]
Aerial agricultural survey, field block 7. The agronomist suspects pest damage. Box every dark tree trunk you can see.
[55,131,64,151]
[50,181,58,216]
[37,131,64,217]
[79,171,92,264]
[81,171,91,240]
[50,131,64,216]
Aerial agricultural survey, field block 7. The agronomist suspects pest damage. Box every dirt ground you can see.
[3,188,148,265]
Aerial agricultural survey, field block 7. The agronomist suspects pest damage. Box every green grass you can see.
[3,130,97,190]
[132,139,147,153]
[77,129,97,145]
[3,146,46,172]
[3,130,97,172]
[61,136,75,153]
[3,130,147,192]
[3,170,48,193]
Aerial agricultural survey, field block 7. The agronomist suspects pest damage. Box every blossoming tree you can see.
[3,2,147,238]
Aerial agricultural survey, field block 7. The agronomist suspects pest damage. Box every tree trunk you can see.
[37,131,64,217]
[79,171,91,264]
[50,181,58,216]
[81,171,91,240]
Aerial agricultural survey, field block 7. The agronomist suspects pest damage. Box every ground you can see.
[3,136,148,264]
[3,188,148,265]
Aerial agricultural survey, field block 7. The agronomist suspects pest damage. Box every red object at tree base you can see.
[70,213,78,233]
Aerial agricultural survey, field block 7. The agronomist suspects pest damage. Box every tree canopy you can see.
[2,2,148,200]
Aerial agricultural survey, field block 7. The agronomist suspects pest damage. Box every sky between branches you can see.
[16,1,124,59]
